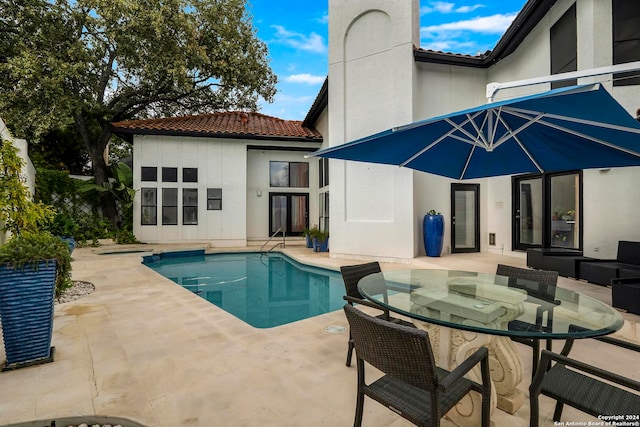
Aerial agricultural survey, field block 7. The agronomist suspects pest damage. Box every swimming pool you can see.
[143,251,346,328]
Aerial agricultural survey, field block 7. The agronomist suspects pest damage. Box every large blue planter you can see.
[313,237,329,252]
[424,214,445,257]
[0,260,56,370]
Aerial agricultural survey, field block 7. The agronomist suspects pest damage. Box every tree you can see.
[0,0,277,223]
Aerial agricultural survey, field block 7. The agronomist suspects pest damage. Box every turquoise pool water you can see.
[143,251,346,328]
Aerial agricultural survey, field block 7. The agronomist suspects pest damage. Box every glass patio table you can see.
[358,269,624,424]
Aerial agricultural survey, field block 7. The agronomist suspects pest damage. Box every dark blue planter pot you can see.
[0,260,56,370]
[313,237,329,252]
[424,214,444,257]
[305,234,313,248]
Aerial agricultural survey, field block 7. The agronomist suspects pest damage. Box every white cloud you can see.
[456,4,484,13]
[421,12,518,35]
[284,74,325,85]
[421,2,455,14]
[421,2,485,15]
[423,40,479,53]
[271,25,327,54]
[316,13,329,24]
[274,93,315,104]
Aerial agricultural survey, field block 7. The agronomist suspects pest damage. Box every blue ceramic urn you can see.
[423,214,444,257]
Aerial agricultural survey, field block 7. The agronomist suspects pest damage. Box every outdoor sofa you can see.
[578,241,640,286]
[526,248,596,279]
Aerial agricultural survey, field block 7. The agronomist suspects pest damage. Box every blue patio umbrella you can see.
[310,84,640,179]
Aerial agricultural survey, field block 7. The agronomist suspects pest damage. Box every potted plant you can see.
[47,211,79,254]
[0,132,68,370]
[0,232,72,370]
[423,209,444,257]
[304,225,318,249]
[312,229,330,253]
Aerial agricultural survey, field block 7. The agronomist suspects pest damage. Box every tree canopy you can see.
[0,0,277,222]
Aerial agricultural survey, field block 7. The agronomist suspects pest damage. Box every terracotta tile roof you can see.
[111,111,322,143]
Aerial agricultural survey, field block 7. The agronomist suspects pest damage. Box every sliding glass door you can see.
[513,171,581,251]
[515,177,543,249]
[269,193,309,236]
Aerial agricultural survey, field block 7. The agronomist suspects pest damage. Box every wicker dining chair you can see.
[495,264,559,379]
[529,328,640,427]
[340,262,415,367]
[343,304,492,427]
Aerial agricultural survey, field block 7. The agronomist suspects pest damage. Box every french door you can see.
[513,171,582,251]
[451,184,480,253]
[269,193,309,236]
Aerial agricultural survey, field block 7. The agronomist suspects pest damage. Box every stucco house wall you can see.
[246,148,319,241]
[133,135,248,245]
[326,0,640,261]
[132,133,320,246]
[327,0,419,262]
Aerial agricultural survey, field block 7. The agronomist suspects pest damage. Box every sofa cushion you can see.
[617,241,640,265]
[579,262,619,286]
[618,267,640,279]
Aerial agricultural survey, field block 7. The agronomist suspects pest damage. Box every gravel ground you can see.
[55,281,95,305]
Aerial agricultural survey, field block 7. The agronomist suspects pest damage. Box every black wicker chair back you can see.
[496,264,559,380]
[341,262,417,367]
[340,262,382,301]
[343,304,491,427]
[496,264,559,303]
[529,326,640,427]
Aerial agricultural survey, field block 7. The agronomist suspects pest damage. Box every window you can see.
[319,191,329,233]
[550,4,577,89]
[162,188,178,225]
[141,188,157,225]
[613,0,640,86]
[183,189,198,225]
[183,168,198,183]
[319,158,329,187]
[162,167,178,182]
[270,161,309,187]
[207,188,222,210]
[141,167,157,182]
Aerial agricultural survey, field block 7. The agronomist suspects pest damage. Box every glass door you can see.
[269,193,309,236]
[512,171,581,251]
[451,184,480,253]
[514,177,543,250]
[549,173,579,249]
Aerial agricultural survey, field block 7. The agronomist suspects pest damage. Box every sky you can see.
[249,0,528,121]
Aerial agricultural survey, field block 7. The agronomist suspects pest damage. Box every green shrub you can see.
[0,231,73,297]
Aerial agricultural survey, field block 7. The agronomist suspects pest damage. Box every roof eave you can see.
[302,78,328,128]
[109,126,322,144]
[414,0,558,68]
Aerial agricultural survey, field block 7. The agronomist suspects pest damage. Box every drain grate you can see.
[324,325,346,334]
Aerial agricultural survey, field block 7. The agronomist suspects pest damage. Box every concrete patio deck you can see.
[1,244,638,426]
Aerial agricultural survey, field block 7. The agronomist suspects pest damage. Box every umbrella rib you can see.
[448,114,492,148]
[493,112,545,147]
[537,118,640,158]
[499,118,545,173]
[400,116,487,167]
[465,113,490,148]
[505,107,640,134]
[399,128,455,167]
[459,145,476,179]
[504,108,640,158]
